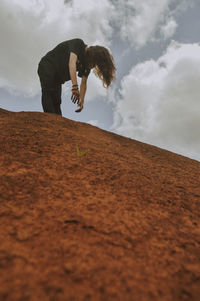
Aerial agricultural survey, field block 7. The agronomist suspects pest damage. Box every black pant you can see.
[37,59,62,115]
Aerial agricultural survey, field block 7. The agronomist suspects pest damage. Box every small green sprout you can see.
[76,144,89,157]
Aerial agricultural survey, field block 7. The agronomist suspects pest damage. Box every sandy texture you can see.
[0,108,200,301]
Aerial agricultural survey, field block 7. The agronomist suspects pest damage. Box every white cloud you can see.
[111,41,200,160]
[84,72,107,102]
[160,18,178,39]
[0,0,113,96]
[112,0,174,47]
[0,0,192,99]
[111,0,193,48]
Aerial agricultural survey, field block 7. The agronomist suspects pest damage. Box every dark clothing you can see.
[38,59,62,114]
[37,38,90,115]
[39,38,90,84]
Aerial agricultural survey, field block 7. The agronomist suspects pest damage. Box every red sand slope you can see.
[0,108,199,301]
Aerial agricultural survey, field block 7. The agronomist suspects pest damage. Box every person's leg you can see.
[53,85,62,115]
[41,89,57,113]
[38,60,61,114]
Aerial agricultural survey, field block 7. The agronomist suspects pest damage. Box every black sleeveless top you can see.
[41,38,90,84]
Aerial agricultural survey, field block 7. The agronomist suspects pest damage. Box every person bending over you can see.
[37,38,116,115]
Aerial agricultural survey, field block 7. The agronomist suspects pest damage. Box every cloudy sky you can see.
[0,0,200,161]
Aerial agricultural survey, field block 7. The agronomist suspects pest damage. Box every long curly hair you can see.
[85,46,116,88]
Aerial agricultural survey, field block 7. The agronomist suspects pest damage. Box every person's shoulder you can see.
[71,38,88,48]
[68,38,85,44]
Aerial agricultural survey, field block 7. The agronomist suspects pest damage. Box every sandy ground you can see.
[0,108,200,301]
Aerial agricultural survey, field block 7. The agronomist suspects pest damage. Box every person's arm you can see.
[75,76,88,112]
[69,52,78,85]
[69,52,79,103]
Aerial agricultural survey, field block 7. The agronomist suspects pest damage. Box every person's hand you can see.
[71,85,80,104]
[75,98,84,113]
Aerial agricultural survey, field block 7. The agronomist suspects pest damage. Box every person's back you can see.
[41,38,87,84]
